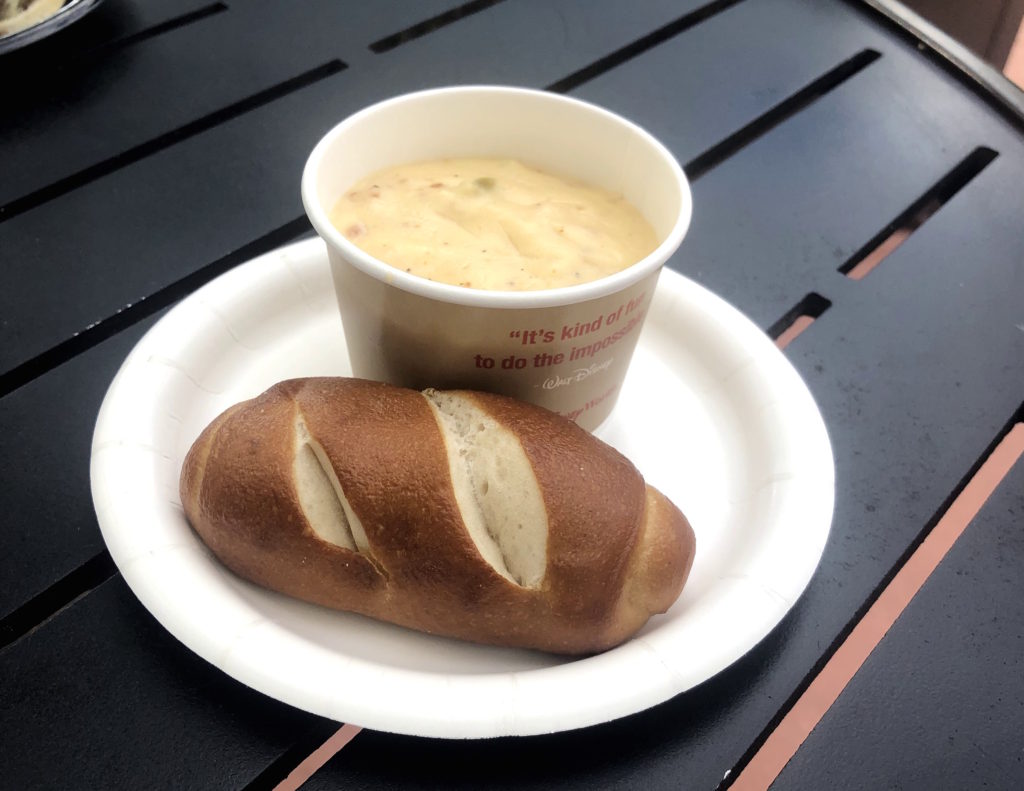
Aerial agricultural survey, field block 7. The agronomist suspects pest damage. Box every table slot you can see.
[80,2,228,60]
[3,3,339,208]
[0,217,313,398]
[566,0,1023,320]
[767,292,833,350]
[769,419,1024,790]
[0,62,346,227]
[255,723,362,791]
[547,0,747,94]
[0,0,697,212]
[670,67,1020,331]
[0,223,317,636]
[369,0,506,54]
[0,575,326,789]
[0,317,159,625]
[65,2,227,69]
[719,161,1024,787]
[840,146,999,280]
[686,49,882,182]
[1,0,474,209]
[0,550,114,652]
[569,0,882,171]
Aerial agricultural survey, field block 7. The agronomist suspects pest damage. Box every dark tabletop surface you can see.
[2,1,1023,789]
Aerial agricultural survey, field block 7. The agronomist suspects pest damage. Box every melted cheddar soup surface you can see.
[330,158,658,291]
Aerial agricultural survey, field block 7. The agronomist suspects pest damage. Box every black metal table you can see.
[3,1,1023,788]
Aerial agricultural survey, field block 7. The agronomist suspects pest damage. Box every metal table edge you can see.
[852,0,1024,128]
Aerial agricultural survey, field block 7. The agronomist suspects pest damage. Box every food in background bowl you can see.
[330,157,659,291]
[0,0,63,36]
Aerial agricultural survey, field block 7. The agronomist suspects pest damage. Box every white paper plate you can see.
[90,237,833,738]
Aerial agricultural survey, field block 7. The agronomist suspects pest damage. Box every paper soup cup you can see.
[302,86,691,431]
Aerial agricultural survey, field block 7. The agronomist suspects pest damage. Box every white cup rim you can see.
[302,85,692,309]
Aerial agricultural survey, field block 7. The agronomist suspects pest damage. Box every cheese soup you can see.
[330,158,658,291]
